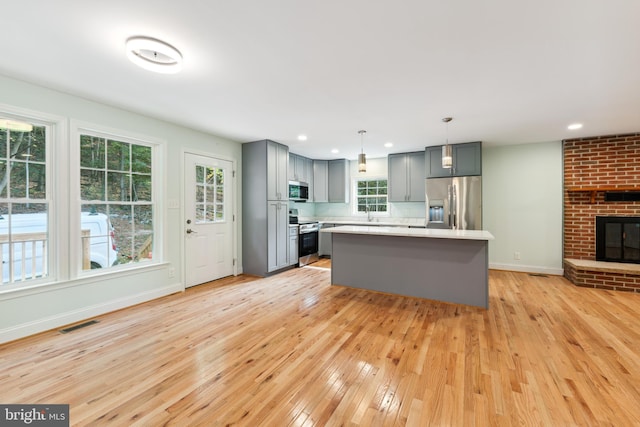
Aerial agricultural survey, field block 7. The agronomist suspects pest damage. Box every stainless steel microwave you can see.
[289,181,309,202]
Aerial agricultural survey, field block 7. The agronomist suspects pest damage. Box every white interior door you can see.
[184,153,234,287]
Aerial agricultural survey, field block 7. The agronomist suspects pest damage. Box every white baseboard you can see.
[489,263,564,276]
[0,282,184,344]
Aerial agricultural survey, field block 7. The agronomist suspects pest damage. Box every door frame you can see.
[181,149,239,288]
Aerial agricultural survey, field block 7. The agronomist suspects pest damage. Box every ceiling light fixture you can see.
[331,148,339,154]
[358,130,367,173]
[567,123,583,130]
[384,142,393,148]
[0,118,33,132]
[297,134,308,141]
[126,36,183,74]
[442,117,453,168]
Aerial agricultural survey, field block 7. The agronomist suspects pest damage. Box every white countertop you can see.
[321,225,494,241]
[318,220,426,227]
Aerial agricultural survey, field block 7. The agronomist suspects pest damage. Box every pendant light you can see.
[441,117,453,168]
[358,130,367,173]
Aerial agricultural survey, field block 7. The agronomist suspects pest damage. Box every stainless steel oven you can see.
[298,222,319,266]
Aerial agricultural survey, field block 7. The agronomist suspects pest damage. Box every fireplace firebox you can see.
[595,216,640,263]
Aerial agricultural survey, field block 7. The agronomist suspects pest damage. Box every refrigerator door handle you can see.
[447,184,453,228]
[452,184,457,229]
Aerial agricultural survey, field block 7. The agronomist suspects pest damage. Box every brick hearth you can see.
[563,132,640,292]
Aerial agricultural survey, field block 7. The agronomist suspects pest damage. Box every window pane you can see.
[108,204,133,265]
[131,145,151,174]
[134,205,153,261]
[0,128,6,158]
[196,204,205,222]
[0,161,6,198]
[2,203,48,283]
[206,167,215,185]
[132,174,152,202]
[81,170,105,201]
[196,165,204,183]
[196,185,204,203]
[107,140,130,171]
[216,168,224,185]
[80,135,105,168]
[107,172,131,202]
[206,203,215,222]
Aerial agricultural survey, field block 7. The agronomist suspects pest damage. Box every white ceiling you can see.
[1,1,639,160]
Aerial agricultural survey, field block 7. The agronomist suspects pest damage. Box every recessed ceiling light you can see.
[126,36,183,74]
[568,123,583,130]
[297,134,308,141]
[331,148,339,154]
[384,142,393,148]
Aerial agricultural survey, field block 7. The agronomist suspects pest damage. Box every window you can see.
[195,165,225,223]
[79,133,154,270]
[0,117,49,285]
[356,179,388,213]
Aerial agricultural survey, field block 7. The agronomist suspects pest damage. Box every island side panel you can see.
[331,233,488,309]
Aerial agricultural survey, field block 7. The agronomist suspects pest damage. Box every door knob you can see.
[186,228,197,234]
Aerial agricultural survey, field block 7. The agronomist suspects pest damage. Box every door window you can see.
[194,164,225,223]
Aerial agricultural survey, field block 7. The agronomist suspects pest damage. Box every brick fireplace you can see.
[563,132,640,292]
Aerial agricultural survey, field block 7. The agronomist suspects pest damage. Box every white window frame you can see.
[70,121,164,278]
[352,176,390,217]
[0,104,65,292]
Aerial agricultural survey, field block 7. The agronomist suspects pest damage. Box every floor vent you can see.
[529,273,549,278]
[59,320,99,334]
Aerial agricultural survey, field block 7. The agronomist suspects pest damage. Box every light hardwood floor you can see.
[2,265,640,426]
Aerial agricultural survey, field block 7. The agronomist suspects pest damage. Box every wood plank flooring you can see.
[2,266,640,426]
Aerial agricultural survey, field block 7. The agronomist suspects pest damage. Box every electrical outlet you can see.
[514,251,521,260]
[168,268,175,278]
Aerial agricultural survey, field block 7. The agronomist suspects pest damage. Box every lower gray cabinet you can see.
[267,201,289,272]
[289,225,299,266]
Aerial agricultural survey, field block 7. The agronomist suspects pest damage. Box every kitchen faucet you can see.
[366,206,372,222]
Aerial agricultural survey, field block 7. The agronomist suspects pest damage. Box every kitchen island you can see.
[322,226,494,309]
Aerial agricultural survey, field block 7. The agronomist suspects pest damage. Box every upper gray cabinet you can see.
[328,159,350,203]
[266,140,289,200]
[313,160,328,203]
[289,153,313,184]
[388,151,425,202]
[426,141,482,177]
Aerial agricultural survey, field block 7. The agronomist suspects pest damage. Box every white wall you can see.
[483,141,563,274]
[0,74,242,343]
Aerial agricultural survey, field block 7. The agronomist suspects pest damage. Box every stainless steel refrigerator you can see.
[425,176,482,229]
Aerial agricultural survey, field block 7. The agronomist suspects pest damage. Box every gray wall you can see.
[483,141,563,274]
[0,74,242,343]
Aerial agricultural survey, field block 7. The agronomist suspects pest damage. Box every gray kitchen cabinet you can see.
[242,139,291,276]
[313,160,328,202]
[289,225,299,266]
[267,201,289,272]
[426,141,482,177]
[267,140,289,201]
[328,159,350,203]
[289,153,314,201]
[388,151,425,202]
